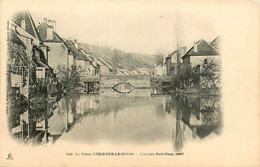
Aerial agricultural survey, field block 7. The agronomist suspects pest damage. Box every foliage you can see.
[200,58,221,88]
[56,65,84,93]
[172,68,200,90]
[29,83,48,117]
[172,58,221,90]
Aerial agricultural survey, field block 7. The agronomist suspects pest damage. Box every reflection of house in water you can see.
[164,95,222,150]
[176,95,221,139]
[47,94,101,143]
[7,11,58,144]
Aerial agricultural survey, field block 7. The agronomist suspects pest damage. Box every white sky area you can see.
[28,1,218,55]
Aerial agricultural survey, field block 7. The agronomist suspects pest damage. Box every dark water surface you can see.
[48,89,222,151]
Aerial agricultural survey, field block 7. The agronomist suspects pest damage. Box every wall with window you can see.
[190,55,220,68]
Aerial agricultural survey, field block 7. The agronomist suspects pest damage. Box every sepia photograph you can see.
[0,0,259,166]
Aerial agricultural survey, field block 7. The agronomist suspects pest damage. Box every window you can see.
[204,59,208,64]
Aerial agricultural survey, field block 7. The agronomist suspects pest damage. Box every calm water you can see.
[48,89,222,151]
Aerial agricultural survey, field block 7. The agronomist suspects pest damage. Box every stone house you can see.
[165,47,187,76]
[80,49,100,76]
[8,11,54,140]
[181,37,220,71]
[37,19,74,72]
[9,11,53,97]
[181,37,221,87]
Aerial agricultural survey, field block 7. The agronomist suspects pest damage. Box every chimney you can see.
[46,26,54,40]
[194,41,198,53]
[47,19,56,31]
[74,39,79,50]
[21,20,26,30]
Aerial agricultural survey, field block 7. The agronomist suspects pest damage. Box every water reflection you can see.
[48,89,222,151]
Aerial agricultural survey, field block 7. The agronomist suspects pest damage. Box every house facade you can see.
[181,37,221,88]
[165,47,187,76]
[182,38,220,71]
[8,11,55,141]
[80,49,100,76]
[38,19,72,72]
[9,11,53,97]
[154,65,167,76]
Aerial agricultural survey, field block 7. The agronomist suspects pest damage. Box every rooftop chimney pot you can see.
[194,41,198,53]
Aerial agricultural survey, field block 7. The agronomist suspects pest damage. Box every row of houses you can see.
[7,11,132,142]
[153,36,220,88]
[154,36,220,76]
[7,10,153,142]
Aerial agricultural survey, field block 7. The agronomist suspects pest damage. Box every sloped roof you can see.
[9,38,29,66]
[166,50,177,59]
[12,11,42,42]
[182,39,219,59]
[210,36,220,50]
[65,40,82,59]
[53,32,70,48]
[67,40,90,61]
[9,30,26,48]
[97,57,114,70]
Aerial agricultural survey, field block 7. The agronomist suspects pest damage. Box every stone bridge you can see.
[79,75,151,93]
[100,75,151,89]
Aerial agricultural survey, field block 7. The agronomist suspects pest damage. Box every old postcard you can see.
[0,0,259,166]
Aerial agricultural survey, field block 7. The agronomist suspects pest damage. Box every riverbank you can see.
[171,87,221,96]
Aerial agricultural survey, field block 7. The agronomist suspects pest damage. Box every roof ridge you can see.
[27,11,43,42]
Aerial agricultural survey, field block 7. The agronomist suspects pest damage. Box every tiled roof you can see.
[12,11,42,42]
[182,39,219,59]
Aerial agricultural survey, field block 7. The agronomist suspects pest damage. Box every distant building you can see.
[154,65,166,76]
[80,49,100,76]
[65,39,88,69]
[165,47,186,76]
[95,57,114,75]
[136,67,150,75]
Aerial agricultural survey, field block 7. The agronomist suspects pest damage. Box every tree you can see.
[154,49,167,66]
[172,67,200,90]
[200,58,221,88]
[56,65,84,93]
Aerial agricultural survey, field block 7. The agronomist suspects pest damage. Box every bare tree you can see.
[200,58,221,88]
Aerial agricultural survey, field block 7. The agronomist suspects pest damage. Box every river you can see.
[48,89,222,151]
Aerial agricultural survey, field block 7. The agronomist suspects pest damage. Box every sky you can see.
[27,1,218,55]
